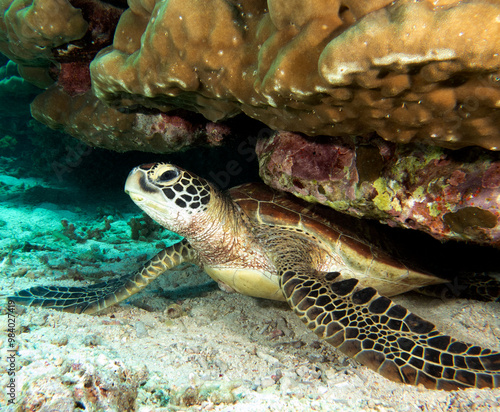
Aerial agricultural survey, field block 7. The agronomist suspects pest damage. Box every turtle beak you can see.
[125,166,154,200]
[124,166,140,197]
[125,165,169,212]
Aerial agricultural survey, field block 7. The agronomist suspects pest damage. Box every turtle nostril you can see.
[130,194,144,202]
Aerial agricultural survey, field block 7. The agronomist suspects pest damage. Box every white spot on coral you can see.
[290,87,313,96]
[263,94,277,107]
[314,86,329,92]
[323,62,361,83]
[372,49,456,66]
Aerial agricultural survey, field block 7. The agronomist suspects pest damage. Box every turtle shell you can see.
[229,183,500,278]
[229,182,420,261]
[229,183,447,296]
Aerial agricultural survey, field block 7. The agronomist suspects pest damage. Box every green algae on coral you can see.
[372,178,402,213]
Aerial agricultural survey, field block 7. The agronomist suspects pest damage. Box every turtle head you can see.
[125,163,216,236]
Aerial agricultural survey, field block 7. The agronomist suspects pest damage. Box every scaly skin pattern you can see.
[282,269,500,390]
[9,162,500,390]
[268,237,500,390]
[11,240,196,314]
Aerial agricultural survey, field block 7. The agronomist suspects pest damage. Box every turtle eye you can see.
[158,168,179,182]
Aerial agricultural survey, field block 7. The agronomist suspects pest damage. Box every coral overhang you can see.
[1,0,500,246]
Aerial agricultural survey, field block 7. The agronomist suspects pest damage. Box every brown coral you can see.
[90,0,500,150]
[30,86,232,152]
[0,0,125,90]
[0,0,88,64]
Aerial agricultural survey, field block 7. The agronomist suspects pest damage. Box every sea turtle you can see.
[10,162,500,390]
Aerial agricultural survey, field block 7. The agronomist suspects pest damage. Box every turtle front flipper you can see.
[9,239,196,314]
[280,269,500,390]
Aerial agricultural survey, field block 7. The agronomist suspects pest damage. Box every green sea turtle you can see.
[10,163,500,390]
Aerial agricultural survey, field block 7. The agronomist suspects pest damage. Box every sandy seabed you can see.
[0,173,499,411]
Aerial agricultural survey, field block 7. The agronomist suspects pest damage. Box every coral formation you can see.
[2,0,500,246]
[0,0,88,64]
[2,0,500,150]
[257,131,500,246]
[89,0,500,150]
[51,0,125,95]
[0,134,15,149]
[60,217,112,243]
[30,86,232,152]
[0,0,124,90]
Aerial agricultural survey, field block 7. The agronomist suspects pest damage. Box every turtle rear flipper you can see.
[280,269,500,390]
[418,272,500,302]
[9,240,195,314]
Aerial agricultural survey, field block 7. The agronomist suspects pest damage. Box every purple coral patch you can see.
[482,162,500,189]
[257,131,500,246]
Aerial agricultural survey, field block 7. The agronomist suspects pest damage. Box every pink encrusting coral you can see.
[30,86,232,153]
[257,132,500,246]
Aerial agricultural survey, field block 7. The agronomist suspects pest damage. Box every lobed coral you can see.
[30,86,232,152]
[0,0,88,64]
[90,0,500,150]
[257,131,500,246]
[0,0,125,91]
[4,0,500,151]
[2,0,500,246]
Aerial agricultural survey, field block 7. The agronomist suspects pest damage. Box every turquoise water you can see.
[0,58,261,312]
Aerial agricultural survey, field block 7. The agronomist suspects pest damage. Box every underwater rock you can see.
[1,1,500,150]
[30,86,232,153]
[88,0,500,150]
[257,131,500,246]
[17,373,75,411]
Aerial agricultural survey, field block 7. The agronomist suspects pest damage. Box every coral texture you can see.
[90,0,500,150]
[0,0,88,64]
[30,86,231,152]
[257,131,500,246]
[0,0,124,90]
[0,0,233,152]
